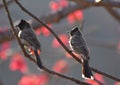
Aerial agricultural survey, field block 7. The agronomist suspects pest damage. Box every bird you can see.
[68,27,93,79]
[16,19,43,69]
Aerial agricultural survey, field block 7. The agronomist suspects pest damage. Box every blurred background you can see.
[0,0,120,85]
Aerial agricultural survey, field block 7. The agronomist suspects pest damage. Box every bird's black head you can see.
[17,19,30,30]
[70,27,81,36]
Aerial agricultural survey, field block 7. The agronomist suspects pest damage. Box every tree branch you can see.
[69,0,120,22]
[42,66,90,85]
[69,0,120,8]
[0,0,15,10]
[14,0,120,82]
[105,7,120,22]
[91,67,120,82]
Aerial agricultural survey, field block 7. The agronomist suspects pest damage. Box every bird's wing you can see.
[20,29,41,50]
[71,36,89,60]
[74,45,89,60]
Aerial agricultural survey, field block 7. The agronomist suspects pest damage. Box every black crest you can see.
[17,19,30,30]
[70,27,80,36]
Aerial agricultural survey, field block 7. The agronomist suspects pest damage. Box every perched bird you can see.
[16,19,43,69]
[68,27,93,79]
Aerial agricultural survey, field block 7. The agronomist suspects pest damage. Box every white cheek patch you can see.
[69,37,73,51]
[18,30,22,38]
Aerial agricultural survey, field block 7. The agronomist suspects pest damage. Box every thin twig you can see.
[91,67,120,82]
[42,66,91,85]
[3,0,91,84]
[69,0,120,8]
[103,0,120,22]
[105,7,120,22]
[14,0,120,82]
[0,0,14,10]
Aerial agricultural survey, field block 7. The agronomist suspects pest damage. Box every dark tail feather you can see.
[82,60,94,80]
[34,50,43,69]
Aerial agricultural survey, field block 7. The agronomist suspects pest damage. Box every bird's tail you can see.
[82,60,94,80]
[34,50,43,69]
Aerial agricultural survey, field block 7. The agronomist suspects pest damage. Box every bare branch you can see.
[105,7,120,22]
[91,67,120,82]
[69,0,120,8]
[0,0,14,10]
[14,0,120,82]
[42,66,91,85]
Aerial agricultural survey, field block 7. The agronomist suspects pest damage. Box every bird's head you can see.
[69,27,82,36]
[16,19,30,30]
